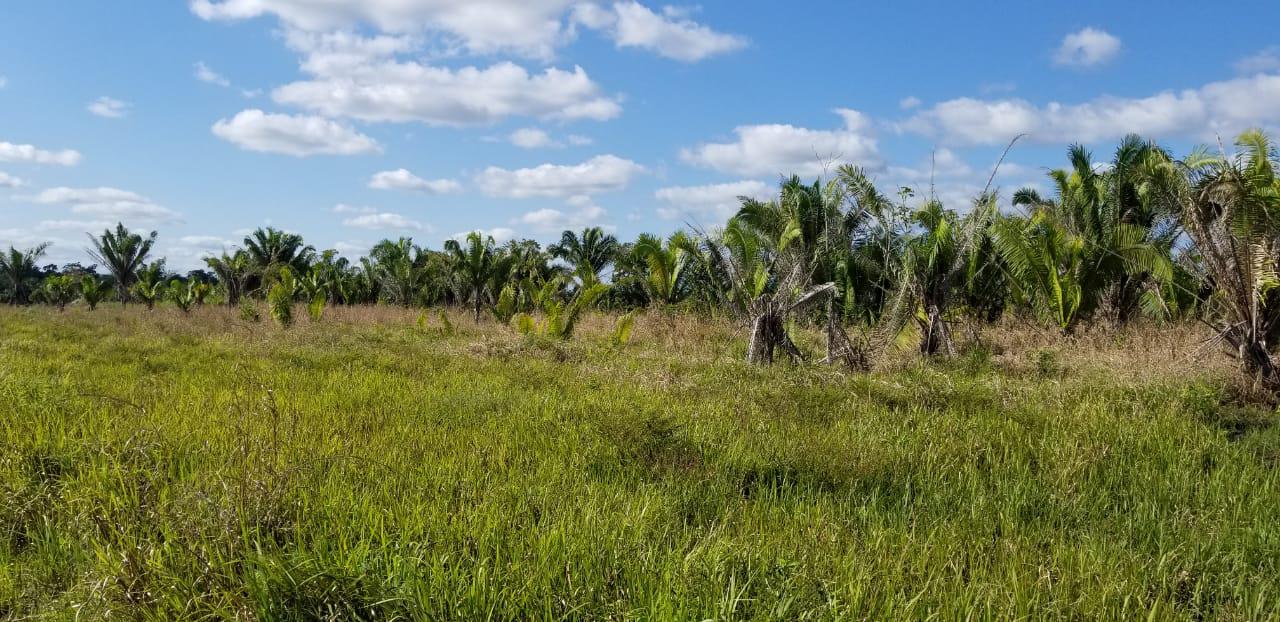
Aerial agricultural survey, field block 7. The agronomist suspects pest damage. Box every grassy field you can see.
[2,306,1279,620]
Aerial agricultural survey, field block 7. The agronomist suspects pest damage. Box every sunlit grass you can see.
[2,306,1278,620]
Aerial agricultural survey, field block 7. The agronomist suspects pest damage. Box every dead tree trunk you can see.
[918,303,955,356]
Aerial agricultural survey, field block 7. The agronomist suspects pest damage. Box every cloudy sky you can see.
[2,1,1280,268]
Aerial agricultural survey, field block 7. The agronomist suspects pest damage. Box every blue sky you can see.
[2,1,1280,269]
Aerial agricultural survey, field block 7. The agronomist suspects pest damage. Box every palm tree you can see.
[688,215,838,364]
[444,232,510,321]
[243,227,315,288]
[1162,130,1280,390]
[204,250,255,306]
[87,223,156,305]
[1005,142,1174,329]
[80,276,112,310]
[549,227,618,287]
[0,243,50,304]
[35,275,77,310]
[632,232,692,307]
[365,238,436,307]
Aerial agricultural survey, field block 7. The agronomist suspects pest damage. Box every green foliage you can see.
[515,281,609,340]
[437,308,454,335]
[87,223,157,304]
[610,309,639,347]
[0,243,50,304]
[79,276,111,310]
[166,279,196,313]
[268,268,296,328]
[307,292,326,322]
[239,298,261,323]
[493,284,517,323]
[34,275,77,310]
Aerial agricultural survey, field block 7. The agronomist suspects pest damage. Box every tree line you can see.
[3,131,1279,389]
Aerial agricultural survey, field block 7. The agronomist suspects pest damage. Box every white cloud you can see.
[654,180,771,221]
[191,0,741,63]
[477,154,643,198]
[900,73,1280,145]
[1053,27,1121,67]
[194,61,231,87]
[0,76,7,89]
[0,141,81,166]
[886,148,974,182]
[272,44,621,126]
[516,198,609,233]
[368,168,463,193]
[1236,46,1280,74]
[451,227,517,243]
[342,211,430,232]
[573,1,746,62]
[34,187,180,223]
[36,219,113,233]
[211,109,381,156]
[332,203,377,214]
[681,109,881,177]
[178,235,237,247]
[0,171,24,188]
[510,127,558,148]
[192,0,579,60]
[567,134,593,146]
[87,96,130,118]
[899,96,921,110]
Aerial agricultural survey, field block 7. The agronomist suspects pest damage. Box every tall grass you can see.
[1,306,1277,619]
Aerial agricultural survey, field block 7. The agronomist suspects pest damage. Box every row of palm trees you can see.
[3,131,1280,388]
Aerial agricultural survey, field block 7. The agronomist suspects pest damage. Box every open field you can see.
[2,307,1279,620]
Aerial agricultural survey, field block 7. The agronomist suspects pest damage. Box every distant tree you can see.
[0,243,50,304]
[445,232,510,322]
[35,275,77,310]
[244,227,314,287]
[550,227,618,287]
[87,223,157,305]
[79,276,111,310]
[204,250,255,306]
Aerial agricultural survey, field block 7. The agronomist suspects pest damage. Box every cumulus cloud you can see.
[0,141,81,166]
[509,128,558,148]
[518,205,609,233]
[1053,27,1121,67]
[368,169,463,194]
[654,180,772,221]
[899,73,1280,145]
[1,143,82,169]
[34,187,180,223]
[194,61,231,87]
[87,96,130,118]
[36,220,113,233]
[572,1,746,62]
[506,128,593,149]
[899,96,921,110]
[1236,46,1280,74]
[332,203,376,214]
[342,211,430,232]
[886,148,974,182]
[271,47,621,126]
[0,171,24,188]
[191,0,742,63]
[476,154,643,198]
[211,109,381,156]
[451,227,517,243]
[680,109,881,177]
[191,0,579,59]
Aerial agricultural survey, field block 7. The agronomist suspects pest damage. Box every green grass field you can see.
[3,306,1279,620]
